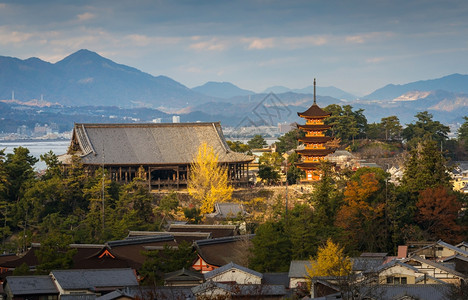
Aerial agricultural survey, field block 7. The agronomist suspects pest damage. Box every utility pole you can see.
[102,144,105,233]
[285,159,289,222]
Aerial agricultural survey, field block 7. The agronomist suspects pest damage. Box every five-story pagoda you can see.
[295,79,337,181]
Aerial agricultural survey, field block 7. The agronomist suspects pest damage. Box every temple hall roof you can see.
[61,122,253,166]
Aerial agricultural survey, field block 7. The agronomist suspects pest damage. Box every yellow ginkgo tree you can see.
[306,238,352,278]
[188,143,233,215]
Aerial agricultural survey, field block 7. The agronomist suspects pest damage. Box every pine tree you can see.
[400,140,452,194]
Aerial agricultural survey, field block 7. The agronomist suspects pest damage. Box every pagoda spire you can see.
[313,78,316,105]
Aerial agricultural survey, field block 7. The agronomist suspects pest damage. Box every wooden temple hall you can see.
[59,122,253,189]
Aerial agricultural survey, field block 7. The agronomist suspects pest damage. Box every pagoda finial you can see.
[313,78,316,105]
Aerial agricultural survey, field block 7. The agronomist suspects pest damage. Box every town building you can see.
[295,79,338,181]
[59,122,253,189]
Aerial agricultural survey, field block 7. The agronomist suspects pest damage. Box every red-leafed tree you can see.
[416,186,463,244]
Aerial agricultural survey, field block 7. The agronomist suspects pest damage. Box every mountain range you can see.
[0,49,210,108]
[1,49,467,127]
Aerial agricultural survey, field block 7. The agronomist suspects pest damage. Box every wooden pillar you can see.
[119,167,122,182]
[176,166,180,190]
[148,167,152,192]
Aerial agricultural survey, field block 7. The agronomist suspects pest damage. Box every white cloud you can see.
[244,38,274,50]
[283,36,329,47]
[345,32,394,44]
[0,27,33,45]
[189,38,227,51]
[77,12,96,22]
[366,57,385,64]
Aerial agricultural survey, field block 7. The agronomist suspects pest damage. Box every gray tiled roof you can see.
[351,257,385,271]
[107,234,174,247]
[51,268,138,290]
[66,122,253,165]
[288,260,312,278]
[5,275,58,295]
[60,295,97,300]
[404,256,466,278]
[192,280,286,296]
[370,259,421,274]
[208,202,246,219]
[360,284,450,300]
[204,262,263,280]
[437,240,468,257]
[262,272,289,286]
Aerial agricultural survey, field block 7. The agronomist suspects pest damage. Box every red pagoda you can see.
[295,79,337,181]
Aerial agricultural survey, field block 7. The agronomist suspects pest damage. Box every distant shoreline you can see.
[0,138,69,143]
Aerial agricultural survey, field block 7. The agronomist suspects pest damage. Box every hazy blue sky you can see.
[1,0,467,95]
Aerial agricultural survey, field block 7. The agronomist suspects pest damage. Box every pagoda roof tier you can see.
[297,104,331,118]
[296,161,336,169]
[297,124,332,131]
[295,162,320,169]
[298,136,334,143]
[296,149,336,156]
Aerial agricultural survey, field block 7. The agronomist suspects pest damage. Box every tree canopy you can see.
[188,143,233,214]
[306,239,352,278]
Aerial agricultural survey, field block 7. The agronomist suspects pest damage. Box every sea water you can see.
[0,140,70,170]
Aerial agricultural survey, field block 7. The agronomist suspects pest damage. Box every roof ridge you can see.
[195,234,255,246]
[76,122,221,128]
[107,234,174,247]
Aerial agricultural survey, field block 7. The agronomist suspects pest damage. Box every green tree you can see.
[226,140,251,153]
[40,151,62,180]
[247,135,267,149]
[249,220,292,272]
[258,152,284,185]
[0,149,11,248]
[286,152,304,184]
[324,104,366,142]
[402,111,450,147]
[275,129,305,154]
[458,116,468,152]
[111,178,155,237]
[35,232,77,274]
[400,140,452,194]
[62,155,88,214]
[156,192,179,228]
[309,162,342,228]
[4,147,38,202]
[139,241,195,286]
[381,116,402,141]
[83,168,114,242]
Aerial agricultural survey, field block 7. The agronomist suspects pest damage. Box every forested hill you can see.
[0,49,213,108]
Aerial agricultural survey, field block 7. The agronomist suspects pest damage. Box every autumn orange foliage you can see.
[335,173,386,252]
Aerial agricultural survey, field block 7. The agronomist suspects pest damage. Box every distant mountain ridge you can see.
[1,49,468,127]
[262,85,356,101]
[364,73,468,100]
[192,81,254,99]
[0,49,212,108]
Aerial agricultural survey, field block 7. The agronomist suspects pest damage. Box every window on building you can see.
[386,276,408,284]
